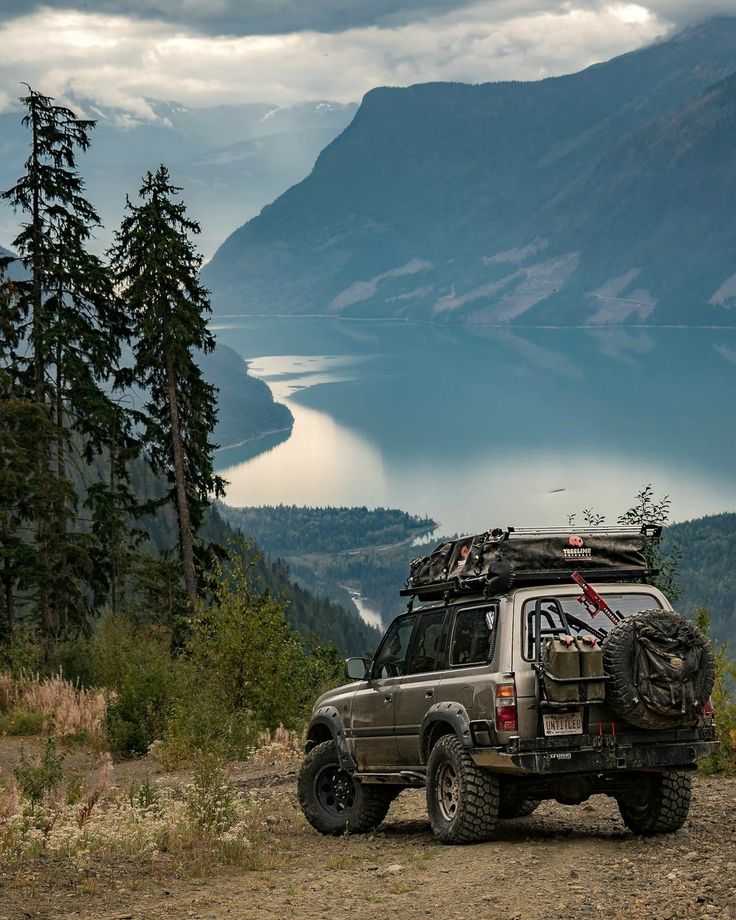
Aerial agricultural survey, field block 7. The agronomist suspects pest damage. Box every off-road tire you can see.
[297,740,394,835]
[603,609,715,730]
[498,791,540,819]
[426,734,499,844]
[617,771,692,836]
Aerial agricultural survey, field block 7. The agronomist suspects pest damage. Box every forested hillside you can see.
[664,513,736,648]
[204,17,736,327]
[199,345,292,450]
[220,504,435,554]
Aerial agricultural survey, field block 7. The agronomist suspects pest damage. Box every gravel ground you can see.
[4,767,732,920]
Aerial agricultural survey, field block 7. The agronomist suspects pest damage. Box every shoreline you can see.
[214,425,293,454]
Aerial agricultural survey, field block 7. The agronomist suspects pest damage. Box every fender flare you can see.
[305,705,357,771]
[419,701,474,765]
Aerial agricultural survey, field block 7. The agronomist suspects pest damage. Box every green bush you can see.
[696,608,736,774]
[160,555,338,763]
[13,738,65,807]
[92,613,180,755]
[0,708,45,736]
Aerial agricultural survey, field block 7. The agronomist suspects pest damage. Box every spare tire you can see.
[602,609,715,730]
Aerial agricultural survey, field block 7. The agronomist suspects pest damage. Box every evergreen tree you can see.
[111,165,225,604]
[1,86,135,635]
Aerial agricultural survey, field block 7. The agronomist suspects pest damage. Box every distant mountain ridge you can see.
[204,18,736,326]
[0,98,357,257]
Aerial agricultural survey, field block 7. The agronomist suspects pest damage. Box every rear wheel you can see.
[426,734,499,844]
[616,771,692,835]
[298,740,393,835]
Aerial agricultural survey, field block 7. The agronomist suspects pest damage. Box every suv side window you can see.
[372,615,417,678]
[405,610,447,674]
[449,605,497,667]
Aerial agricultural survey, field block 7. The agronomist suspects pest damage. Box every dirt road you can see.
[9,765,732,920]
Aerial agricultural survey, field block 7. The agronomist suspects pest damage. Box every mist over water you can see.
[214,318,736,534]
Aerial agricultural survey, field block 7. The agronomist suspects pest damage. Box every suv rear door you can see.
[394,606,449,765]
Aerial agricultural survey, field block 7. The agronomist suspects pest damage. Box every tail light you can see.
[702,699,715,725]
[495,683,518,733]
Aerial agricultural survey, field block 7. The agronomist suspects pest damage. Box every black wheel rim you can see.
[315,765,356,816]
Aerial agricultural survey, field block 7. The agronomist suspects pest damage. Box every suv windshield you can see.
[524,592,661,660]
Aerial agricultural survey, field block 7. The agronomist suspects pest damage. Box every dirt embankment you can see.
[1,738,734,920]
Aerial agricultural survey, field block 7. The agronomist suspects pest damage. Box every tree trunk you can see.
[30,97,51,637]
[55,338,68,632]
[163,349,198,604]
[1,522,13,638]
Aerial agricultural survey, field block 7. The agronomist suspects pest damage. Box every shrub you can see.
[0,709,45,736]
[92,614,179,755]
[0,672,107,742]
[696,608,736,774]
[159,555,337,763]
[13,739,65,808]
[185,754,236,834]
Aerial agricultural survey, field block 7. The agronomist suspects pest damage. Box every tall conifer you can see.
[111,165,225,603]
[1,87,134,634]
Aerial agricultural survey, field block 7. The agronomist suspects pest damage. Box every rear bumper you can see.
[471,729,719,775]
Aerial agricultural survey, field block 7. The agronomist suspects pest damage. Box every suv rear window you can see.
[450,605,497,667]
[524,593,661,661]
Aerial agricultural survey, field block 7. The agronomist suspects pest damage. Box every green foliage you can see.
[13,738,65,806]
[110,164,225,601]
[664,512,736,647]
[0,86,137,638]
[93,613,179,755]
[695,608,736,775]
[0,709,44,736]
[617,485,681,603]
[161,551,339,763]
[185,754,236,834]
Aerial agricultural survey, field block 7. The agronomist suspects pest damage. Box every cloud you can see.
[0,0,487,35]
[0,2,674,113]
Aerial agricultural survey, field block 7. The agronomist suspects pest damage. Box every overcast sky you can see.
[0,1,734,117]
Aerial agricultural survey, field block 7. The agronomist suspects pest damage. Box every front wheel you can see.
[426,734,500,844]
[616,771,692,835]
[297,740,393,835]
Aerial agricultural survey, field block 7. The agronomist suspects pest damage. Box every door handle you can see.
[425,690,434,699]
[384,694,393,703]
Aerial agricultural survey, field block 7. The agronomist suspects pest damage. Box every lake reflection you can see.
[214,319,736,533]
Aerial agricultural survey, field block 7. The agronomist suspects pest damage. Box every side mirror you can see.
[344,657,369,680]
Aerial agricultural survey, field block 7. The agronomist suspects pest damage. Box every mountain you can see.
[203,18,736,326]
[664,512,736,648]
[0,99,357,258]
[200,344,292,450]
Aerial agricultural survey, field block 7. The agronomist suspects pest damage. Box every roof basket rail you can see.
[489,524,662,540]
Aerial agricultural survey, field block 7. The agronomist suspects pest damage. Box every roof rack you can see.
[471,524,661,539]
[401,523,661,601]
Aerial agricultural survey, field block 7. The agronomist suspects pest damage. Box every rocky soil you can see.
[2,744,733,920]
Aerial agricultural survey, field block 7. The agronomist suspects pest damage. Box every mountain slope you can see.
[664,512,736,647]
[199,344,292,450]
[204,18,736,325]
[0,100,357,258]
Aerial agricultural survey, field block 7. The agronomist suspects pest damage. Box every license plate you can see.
[543,712,583,736]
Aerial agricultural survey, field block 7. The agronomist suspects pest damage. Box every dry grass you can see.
[0,672,107,743]
[248,725,303,767]
[0,753,277,873]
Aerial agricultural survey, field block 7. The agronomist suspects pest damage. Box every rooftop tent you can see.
[404,525,661,599]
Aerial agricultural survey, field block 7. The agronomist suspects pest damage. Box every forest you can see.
[0,87,378,770]
[220,504,436,555]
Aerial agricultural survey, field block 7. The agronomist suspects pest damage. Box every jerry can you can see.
[542,636,581,703]
[576,637,606,702]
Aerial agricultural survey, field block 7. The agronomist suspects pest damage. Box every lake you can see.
[212,318,736,535]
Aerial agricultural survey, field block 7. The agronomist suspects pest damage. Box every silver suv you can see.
[298,571,719,844]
